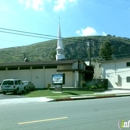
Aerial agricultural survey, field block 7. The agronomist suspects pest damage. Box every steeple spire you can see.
[56,21,65,61]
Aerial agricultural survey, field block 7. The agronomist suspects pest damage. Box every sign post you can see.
[52,73,65,92]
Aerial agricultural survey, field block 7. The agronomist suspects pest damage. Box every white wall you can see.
[57,65,72,70]
[7,70,20,79]
[45,69,57,88]
[80,62,85,69]
[101,59,130,89]
[0,71,6,82]
[92,62,102,79]
[31,69,44,89]
[19,70,31,81]
[72,62,78,69]
[0,63,80,88]
[63,72,74,87]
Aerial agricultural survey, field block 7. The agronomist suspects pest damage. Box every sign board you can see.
[52,73,65,85]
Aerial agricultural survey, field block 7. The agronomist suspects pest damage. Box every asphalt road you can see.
[0,93,25,99]
[0,97,130,130]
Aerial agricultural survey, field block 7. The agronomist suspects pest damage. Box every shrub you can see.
[97,84,104,88]
[88,84,105,90]
[82,81,86,87]
[47,84,51,90]
[88,85,97,90]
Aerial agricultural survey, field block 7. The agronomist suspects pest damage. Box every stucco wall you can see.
[92,62,102,79]
[19,70,31,81]
[45,69,57,88]
[62,72,74,87]
[7,70,20,79]
[72,62,78,69]
[72,61,86,70]
[0,64,78,88]
[101,59,130,88]
[31,69,45,88]
[0,71,6,82]
[80,62,85,69]
[57,65,72,70]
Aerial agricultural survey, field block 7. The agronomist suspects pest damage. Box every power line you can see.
[0,29,129,48]
[0,27,57,38]
[0,27,98,45]
[0,30,56,40]
[0,27,130,56]
[0,32,129,52]
[0,27,128,45]
[0,27,97,42]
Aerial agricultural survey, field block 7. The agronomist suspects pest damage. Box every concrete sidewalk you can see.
[1,90,130,104]
[94,89,130,94]
[0,97,53,105]
[54,89,130,101]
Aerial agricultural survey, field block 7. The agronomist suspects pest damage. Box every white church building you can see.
[0,23,88,89]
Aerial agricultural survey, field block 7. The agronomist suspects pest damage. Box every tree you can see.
[49,51,56,60]
[99,41,113,60]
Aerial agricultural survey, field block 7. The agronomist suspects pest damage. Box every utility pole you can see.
[87,40,92,66]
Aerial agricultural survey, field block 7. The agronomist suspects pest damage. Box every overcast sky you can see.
[0,0,130,48]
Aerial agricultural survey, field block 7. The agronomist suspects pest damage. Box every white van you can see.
[1,79,26,94]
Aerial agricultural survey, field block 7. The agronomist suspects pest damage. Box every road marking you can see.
[18,116,68,125]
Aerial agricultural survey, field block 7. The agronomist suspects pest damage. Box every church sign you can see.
[52,73,65,85]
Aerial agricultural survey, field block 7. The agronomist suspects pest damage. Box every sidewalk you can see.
[95,89,130,94]
[54,89,130,101]
[0,97,54,105]
[1,90,130,104]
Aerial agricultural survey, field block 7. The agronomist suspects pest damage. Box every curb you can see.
[54,94,130,102]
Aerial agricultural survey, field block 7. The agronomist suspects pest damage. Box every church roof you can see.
[0,60,78,68]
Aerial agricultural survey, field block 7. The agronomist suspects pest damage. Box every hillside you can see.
[0,35,130,63]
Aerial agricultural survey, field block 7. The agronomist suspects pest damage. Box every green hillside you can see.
[0,35,130,63]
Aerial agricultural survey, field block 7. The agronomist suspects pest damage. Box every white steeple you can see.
[56,21,65,61]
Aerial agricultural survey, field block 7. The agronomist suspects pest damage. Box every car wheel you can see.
[23,87,27,93]
[14,88,19,95]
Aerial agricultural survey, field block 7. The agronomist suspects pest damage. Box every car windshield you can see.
[2,81,14,85]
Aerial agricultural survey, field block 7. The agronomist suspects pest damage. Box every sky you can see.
[0,0,130,48]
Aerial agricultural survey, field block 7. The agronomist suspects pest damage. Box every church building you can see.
[0,23,90,89]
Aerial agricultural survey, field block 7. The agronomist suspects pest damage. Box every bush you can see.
[82,81,86,87]
[88,84,105,90]
[97,84,104,88]
[88,85,97,90]
[47,84,51,90]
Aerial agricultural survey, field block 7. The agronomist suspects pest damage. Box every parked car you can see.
[1,79,26,94]
[22,81,35,91]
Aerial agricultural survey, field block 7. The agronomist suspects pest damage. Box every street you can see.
[0,93,25,99]
[0,97,130,130]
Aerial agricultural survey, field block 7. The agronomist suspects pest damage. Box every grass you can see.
[25,90,94,98]
[25,90,125,100]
